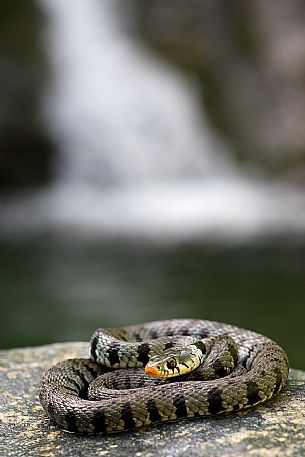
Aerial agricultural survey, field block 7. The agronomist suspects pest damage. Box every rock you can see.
[0,342,304,457]
[0,0,54,192]
[133,0,305,180]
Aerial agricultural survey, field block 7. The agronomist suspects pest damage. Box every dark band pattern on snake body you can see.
[39,319,289,434]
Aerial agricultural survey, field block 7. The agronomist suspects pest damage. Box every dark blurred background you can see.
[0,0,304,369]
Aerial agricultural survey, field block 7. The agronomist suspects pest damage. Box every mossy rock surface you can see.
[0,342,304,457]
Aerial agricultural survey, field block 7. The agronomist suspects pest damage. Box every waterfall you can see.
[40,0,227,186]
[1,0,304,241]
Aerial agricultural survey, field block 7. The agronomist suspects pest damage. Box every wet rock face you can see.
[133,0,305,180]
[0,0,54,192]
[1,342,305,457]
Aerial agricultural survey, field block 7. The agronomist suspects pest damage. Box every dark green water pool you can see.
[0,236,304,369]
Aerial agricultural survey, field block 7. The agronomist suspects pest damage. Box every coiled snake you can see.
[39,319,289,434]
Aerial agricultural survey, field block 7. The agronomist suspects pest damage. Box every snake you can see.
[39,319,289,434]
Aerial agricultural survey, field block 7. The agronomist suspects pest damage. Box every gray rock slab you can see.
[0,342,304,457]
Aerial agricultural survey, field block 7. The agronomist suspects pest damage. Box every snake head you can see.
[145,345,205,378]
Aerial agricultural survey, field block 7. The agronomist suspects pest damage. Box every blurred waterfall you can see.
[1,0,304,241]
[41,0,225,188]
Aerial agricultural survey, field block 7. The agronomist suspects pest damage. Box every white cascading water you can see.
[1,0,304,240]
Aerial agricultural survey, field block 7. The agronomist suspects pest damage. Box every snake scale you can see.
[39,319,289,434]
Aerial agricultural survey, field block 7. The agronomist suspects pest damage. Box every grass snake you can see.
[39,319,289,434]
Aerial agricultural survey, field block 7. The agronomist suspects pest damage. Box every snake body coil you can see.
[39,319,289,434]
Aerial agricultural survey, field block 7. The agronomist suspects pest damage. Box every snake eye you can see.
[166,358,176,369]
